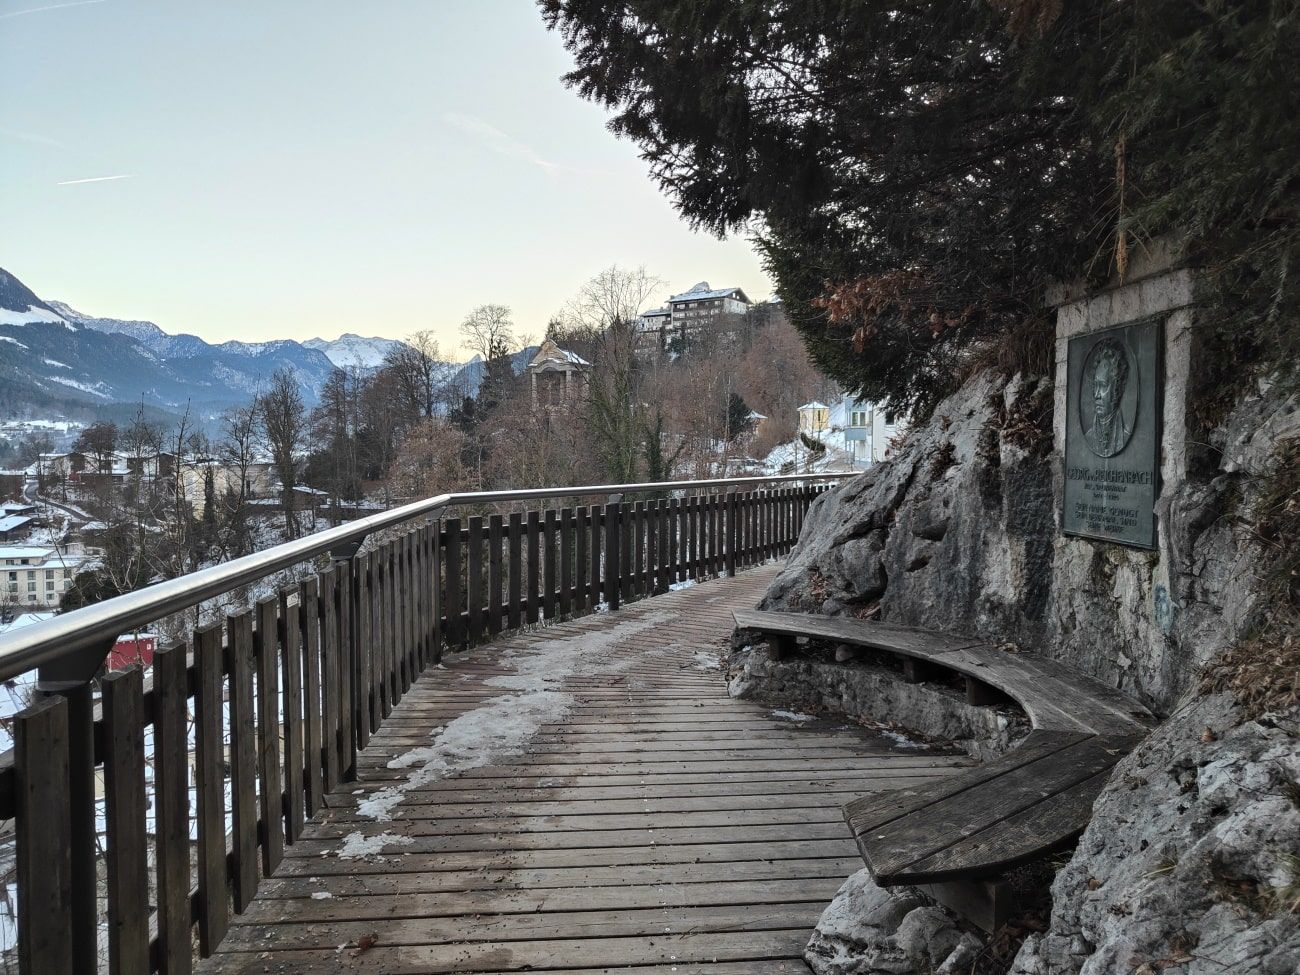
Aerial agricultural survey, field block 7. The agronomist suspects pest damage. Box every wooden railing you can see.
[0,477,843,974]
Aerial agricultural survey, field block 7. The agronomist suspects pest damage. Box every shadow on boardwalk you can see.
[200,565,971,974]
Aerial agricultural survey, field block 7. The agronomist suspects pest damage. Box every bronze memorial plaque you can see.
[1063,317,1162,548]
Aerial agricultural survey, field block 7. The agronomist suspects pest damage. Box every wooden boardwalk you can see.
[200,566,972,974]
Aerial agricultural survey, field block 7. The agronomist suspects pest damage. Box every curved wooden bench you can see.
[733,609,1156,928]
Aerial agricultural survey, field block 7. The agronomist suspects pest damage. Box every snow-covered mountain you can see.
[0,268,336,415]
[303,333,404,370]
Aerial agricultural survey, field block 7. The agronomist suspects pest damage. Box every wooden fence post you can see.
[15,696,72,975]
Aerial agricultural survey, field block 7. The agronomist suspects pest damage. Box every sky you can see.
[0,0,771,352]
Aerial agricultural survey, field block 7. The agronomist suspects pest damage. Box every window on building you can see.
[45,569,54,580]
[885,410,897,424]
[46,580,54,590]
[26,570,34,580]
[27,582,36,592]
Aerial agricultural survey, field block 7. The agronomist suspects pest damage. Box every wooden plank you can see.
[667,497,680,582]
[355,552,374,738]
[862,735,1136,881]
[656,498,670,593]
[255,596,286,874]
[318,568,343,788]
[228,610,259,912]
[634,499,647,597]
[526,509,540,624]
[444,517,463,648]
[908,770,1114,882]
[573,506,588,613]
[618,501,633,603]
[280,589,306,842]
[844,730,1085,836]
[101,666,149,975]
[301,577,325,815]
[488,514,503,635]
[507,511,522,630]
[559,507,573,618]
[604,501,620,610]
[589,504,602,611]
[544,508,558,619]
[194,623,229,952]
[430,525,444,665]
[152,642,193,975]
[15,695,72,975]
[467,515,485,643]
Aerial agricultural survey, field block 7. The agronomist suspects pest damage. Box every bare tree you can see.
[562,265,664,336]
[459,304,516,363]
[383,330,444,422]
[218,402,260,554]
[258,368,308,539]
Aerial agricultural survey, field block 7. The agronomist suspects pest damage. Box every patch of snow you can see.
[0,336,28,349]
[668,579,698,592]
[357,610,674,821]
[309,891,334,900]
[41,358,69,369]
[693,650,721,672]
[47,376,111,398]
[0,305,70,327]
[337,831,414,859]
[771,709,816,723]
[876,728,930,750]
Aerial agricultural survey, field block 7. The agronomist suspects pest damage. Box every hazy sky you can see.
[0,0,770,352]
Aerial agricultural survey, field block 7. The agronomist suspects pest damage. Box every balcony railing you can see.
[0,473,852,975]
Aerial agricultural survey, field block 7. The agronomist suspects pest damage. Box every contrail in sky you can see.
[56,174,134,185]
[0,0,106,19]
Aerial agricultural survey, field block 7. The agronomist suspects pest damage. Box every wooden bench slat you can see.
[733,609,985,656]
[862,734,1139,882]
[734,609,1155,901]
[843,730,1085,835]
[903,769,1115,882]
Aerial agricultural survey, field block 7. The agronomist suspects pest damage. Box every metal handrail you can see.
[0,472,855,681]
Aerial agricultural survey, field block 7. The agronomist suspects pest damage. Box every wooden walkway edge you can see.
[199,566,972,974]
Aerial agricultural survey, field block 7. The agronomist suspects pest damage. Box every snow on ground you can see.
[47,376,111,398]
[356,609,675,822]
[337,831,415,859]
[693,650,721,671]
[771,708,817,723]
[0,336,27,349]
[667,578,697,592]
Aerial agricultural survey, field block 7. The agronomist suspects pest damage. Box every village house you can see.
[636,280,753,354]
[0,543,93,609]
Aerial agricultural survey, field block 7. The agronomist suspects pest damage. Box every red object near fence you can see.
[107,635,156,671]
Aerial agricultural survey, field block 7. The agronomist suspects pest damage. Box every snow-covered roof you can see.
[528,340,591,369]
[0,545,55,560]
[746,410,768,420]
[667,282,750,304]
[639,306,670,318]
[0,515,34,533]
[799,401,830,411]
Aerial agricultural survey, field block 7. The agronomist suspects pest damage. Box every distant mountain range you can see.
[0,267,534,425]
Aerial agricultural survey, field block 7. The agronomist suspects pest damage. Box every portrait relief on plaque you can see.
[1063,317,1162,549]
[1078,337,1138,458]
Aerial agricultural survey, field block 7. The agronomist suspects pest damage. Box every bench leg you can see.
[919,879,1009,932]
[965,676,1001,706]
[902,658,935,684]
[768,635,796,661]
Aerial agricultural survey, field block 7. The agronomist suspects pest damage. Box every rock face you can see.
[1011,695,1300,975]
[762,370,1057,669]
[806,869,982,975]
[727,640,1026,759]
[760,368,1296,714]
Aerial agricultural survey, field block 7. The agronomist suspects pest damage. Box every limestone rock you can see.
[806,869,982,975]
[757,368,1294,714]
[1010,694,1300,975]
